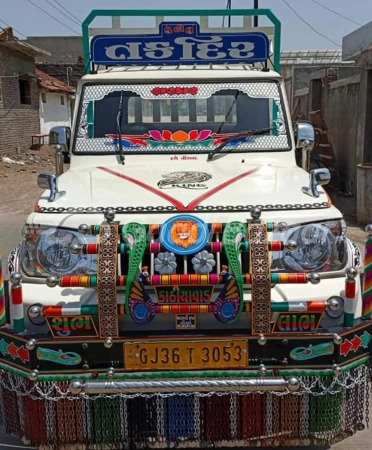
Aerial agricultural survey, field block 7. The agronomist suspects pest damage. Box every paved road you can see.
[0,214,371,449]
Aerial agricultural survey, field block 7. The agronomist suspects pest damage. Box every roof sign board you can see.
[91,22,270,66]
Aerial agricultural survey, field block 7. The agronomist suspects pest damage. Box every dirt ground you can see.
[0,146,55,215]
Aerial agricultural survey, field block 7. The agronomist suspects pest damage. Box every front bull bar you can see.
[69,377,301,394]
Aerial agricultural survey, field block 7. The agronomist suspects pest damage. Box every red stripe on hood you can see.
[97,166,260,212]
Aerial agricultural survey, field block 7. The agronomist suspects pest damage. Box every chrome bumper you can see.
[69,377,301,394]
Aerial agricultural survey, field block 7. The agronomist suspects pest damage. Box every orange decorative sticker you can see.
[151,86,198,96]
[171,221,199,248]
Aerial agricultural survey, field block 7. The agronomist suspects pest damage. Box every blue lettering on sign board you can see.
[91,22,270,66]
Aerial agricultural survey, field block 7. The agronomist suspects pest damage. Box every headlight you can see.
[21,226,97,277]
[272,220,347,273]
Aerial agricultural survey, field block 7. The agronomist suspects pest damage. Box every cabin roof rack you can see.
[82,9,281,74]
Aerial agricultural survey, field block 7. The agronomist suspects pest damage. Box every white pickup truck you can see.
[1,8,371,450]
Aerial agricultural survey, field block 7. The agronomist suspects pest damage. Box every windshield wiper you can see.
[207,127,276,161]
[116,91,125,164]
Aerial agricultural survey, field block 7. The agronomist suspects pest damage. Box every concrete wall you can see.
[0,45,40,155]
[290,66,360,104]
[39,91,72,135]
[326,75,361,193]
[343,21,372,61]
[292,88,309,120]
[353,48,372,165]
[25,37,83,64]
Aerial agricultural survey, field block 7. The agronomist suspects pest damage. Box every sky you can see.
[1,0,371,50]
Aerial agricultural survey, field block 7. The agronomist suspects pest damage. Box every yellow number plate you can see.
[124,340,248,371]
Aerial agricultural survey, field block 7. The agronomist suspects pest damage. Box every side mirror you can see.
[49,126,71,176]
[294,122,315,149]
[302,168,331,198]
[294,122,315,172]
[49,126,71,151]
[37,172,66,202]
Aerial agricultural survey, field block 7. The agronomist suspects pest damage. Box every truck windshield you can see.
[74,81,290,154]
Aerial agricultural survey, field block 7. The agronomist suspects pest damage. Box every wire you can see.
[308,0,362,27]
[23,0,80,35]
[43,0,81,26]
[281,0,341,48]
[0,72,30,78]
[0,19,27,38]
[0,108,13,119]
[222,0,231,28]
[52,0,81,24]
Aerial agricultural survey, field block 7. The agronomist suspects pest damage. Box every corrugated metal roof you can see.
[280,49,347,65]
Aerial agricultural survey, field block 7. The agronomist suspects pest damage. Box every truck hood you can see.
[35,162,333,224]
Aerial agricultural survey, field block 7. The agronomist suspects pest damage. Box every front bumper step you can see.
[69,377,300,394]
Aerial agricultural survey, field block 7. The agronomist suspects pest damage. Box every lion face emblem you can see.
[170,221,199,248]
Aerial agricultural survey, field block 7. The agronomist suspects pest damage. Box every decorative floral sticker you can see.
[192,250,216,274]
[106,130,254,149]
[154,252,177,275]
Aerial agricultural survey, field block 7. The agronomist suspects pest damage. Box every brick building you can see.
[0,28,50,155]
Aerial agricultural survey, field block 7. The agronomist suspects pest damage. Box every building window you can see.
[41,92,47,103]
[60,95,65,105]
[19,79,31,105]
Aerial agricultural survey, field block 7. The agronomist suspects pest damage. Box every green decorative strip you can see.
[279,369,334,377]
[344,312,355,327]
[279,356,370,377]
[222,222,246,321]
[0,361,29,378]
[271,273,279,284]
[122,223,147,317]
[2,367,273,382]
[13,318,25,334]
[81,305,98,315]
[2,357,369,382]
[340,356,370,372]
[272,302,288,312]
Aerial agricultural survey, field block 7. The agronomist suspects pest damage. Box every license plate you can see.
[124,339,248,371]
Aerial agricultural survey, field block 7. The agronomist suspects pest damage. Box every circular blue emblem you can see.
[133,302,149,321]
[159,215,209,256]
[221,302,235,319]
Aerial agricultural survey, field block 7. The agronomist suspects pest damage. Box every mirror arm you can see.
[301,140,312,173]
[49,126,71,176]
[302,168,331,198]
[37,173,66,202]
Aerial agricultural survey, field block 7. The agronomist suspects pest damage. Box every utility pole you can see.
[227,0,231,28]
[254,0,258,27]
